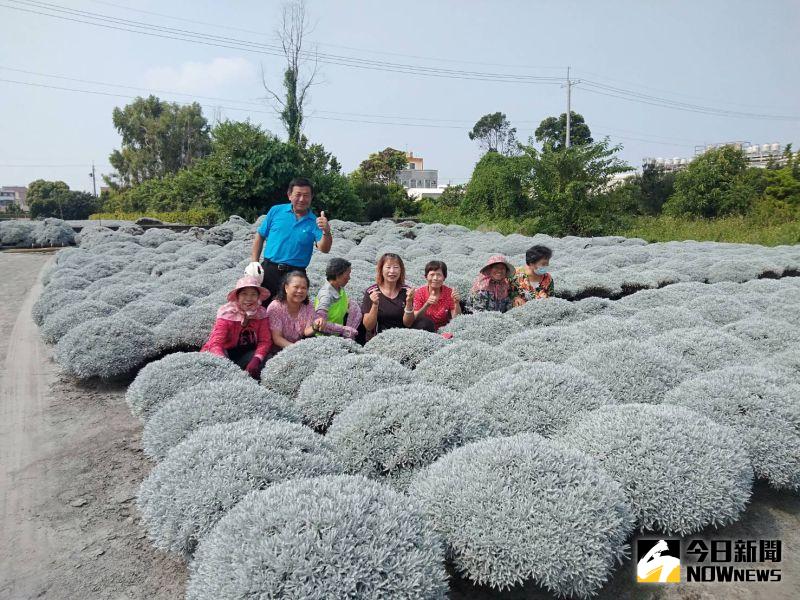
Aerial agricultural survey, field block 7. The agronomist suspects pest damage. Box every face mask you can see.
[534,267,549,275]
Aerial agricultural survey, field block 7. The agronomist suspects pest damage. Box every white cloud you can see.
[143,57,257,95]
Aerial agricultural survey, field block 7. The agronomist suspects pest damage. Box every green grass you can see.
[415,206,800,246]
[89,208,223,226]
[414,206,542,236]
[620,216,800,246]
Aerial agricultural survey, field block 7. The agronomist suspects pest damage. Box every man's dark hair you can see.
[424,260,448,278]
[287,177,314,197]
[525,245,553,265]
[276,271,311,305]
[326,258,351,282]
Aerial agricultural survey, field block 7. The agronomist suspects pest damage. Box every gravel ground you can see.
[0,251,185,600]
[0,250,796,600]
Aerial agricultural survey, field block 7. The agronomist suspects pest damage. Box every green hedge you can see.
[89,208,223,226]
[620,215,800,246]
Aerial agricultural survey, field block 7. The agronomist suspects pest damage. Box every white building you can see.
[0,186,27,212]
[396,152,438,190]
[643,141,790,173]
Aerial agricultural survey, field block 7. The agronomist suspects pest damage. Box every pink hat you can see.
[227,275,270,303]
[480,254,514,277]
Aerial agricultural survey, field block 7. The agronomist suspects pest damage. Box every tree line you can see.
[429,111,800,236]
[25,97,800,236]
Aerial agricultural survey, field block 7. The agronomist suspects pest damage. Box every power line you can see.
[580,80,799,122]
[573,67,797,113]
[0,163,102,167]
[3,1,565,84]
[85,0,567,71]
[0,77,462,129]
[0,74,705,146]
[4,0,796,122]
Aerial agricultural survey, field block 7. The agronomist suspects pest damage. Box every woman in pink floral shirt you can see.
[265,271,317,349]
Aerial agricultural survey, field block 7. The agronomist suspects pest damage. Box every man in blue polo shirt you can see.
[248,177,332,304]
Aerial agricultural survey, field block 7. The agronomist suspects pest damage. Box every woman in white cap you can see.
[467,254,515,313]
[201,275,273,379]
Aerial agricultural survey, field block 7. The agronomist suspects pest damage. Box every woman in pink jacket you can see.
[201,275,272,379]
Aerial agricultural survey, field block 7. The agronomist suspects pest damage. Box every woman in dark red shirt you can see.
[408,260,462,331]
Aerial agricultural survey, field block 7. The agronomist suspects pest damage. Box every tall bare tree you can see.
[262,0,319,144]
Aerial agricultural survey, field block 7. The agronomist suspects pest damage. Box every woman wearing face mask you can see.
[468,254,515,313]
[510,245,554,307]
[361,253,413,341]
[201,275,273,379]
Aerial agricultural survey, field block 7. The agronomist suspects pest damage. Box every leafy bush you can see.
[143,379,300,460]
[722,316,799,355]
[665,367,800,490]
[40,299,118,344]
[363,328,450,369]
[460,152,530,219]
[414,341,519,391]
[44,273,93,292]
[94,282,158,308]
[31,218,75,246]
[500,326,590,363]
[54,316,158,379]
[768,347,800,377]
[144,289,197,307]
[137,419,341,555]
[31,288,88,326]
[663,146,752,218]
[117,299,180,327]
[90,209,222,226]
[683,294,755,325]
[566,339,697,404]
[327,383,489,488]
[154,304,218,352]
[296,354,413,432]
[505,297,580,327]
[651,326,751,371]
[139,227,181,248]
[409,434,634,598]
[441,312,521,346]
[624,305,710,332]
[465,363,616,437]
[187,475,448,600]
[126,351,249,420]
[0,220,35,246]
[560,403,753,534]
[260,336,364,398]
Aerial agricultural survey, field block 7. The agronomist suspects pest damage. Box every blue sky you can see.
[1,0,798,192]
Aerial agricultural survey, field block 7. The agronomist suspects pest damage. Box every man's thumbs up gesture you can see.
[317,210,330,233]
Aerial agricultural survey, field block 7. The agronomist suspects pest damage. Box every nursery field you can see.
[3,216,800,599]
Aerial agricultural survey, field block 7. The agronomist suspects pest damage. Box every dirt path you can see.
[0,253,185,600]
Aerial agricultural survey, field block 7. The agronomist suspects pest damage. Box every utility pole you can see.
[89,162,97,197]
[565,66,572,149]
[563,67,580,149]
